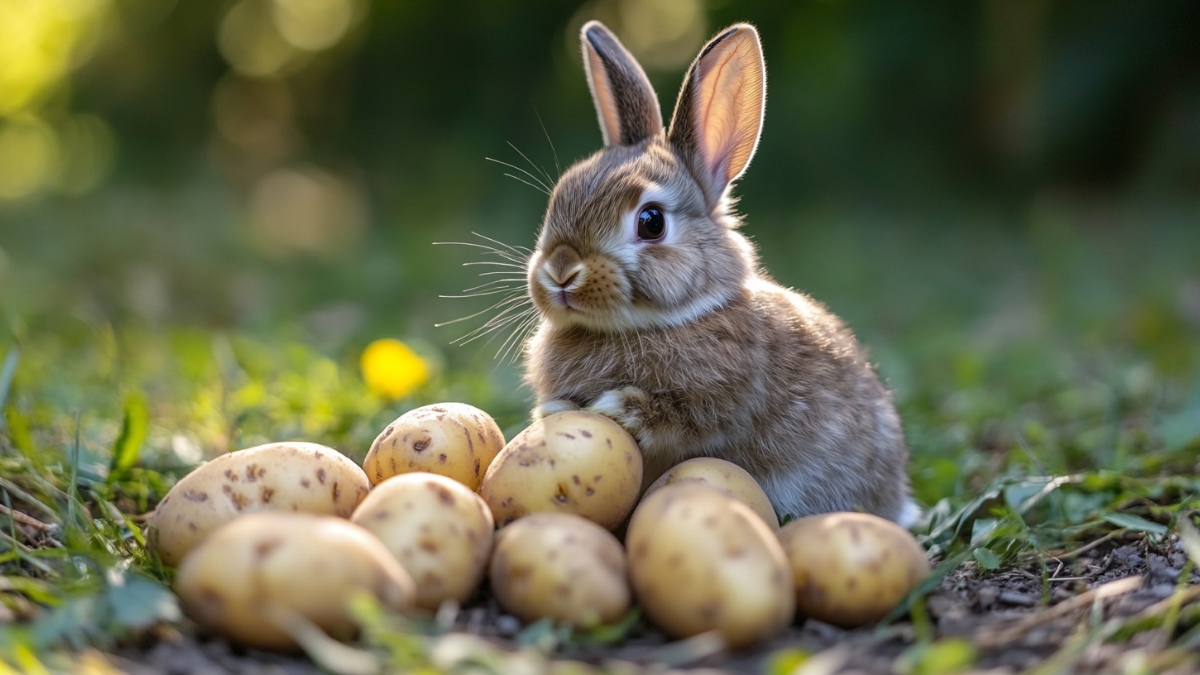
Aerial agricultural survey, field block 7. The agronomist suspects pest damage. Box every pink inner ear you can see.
[586,45,622,147]
[695,32,765,188]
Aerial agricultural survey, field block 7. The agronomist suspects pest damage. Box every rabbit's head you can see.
[529,21,767,333]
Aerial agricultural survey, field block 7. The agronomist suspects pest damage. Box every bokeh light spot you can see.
[218,0,300,77]
[271,0,361,52]
[247,165,367,257]
[0,118,62,200]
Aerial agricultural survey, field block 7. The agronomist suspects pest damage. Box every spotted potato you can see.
[489,512,630,628]
[351,472,494,611]
[778,511,930,627]
[149,442,371,566]
[363,403,505,489]
[174,512,414,650]
[626,483,794,648]
[643,457,779,531]
[479,411,642,530]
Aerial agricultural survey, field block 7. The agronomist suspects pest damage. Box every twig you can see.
[0,477,60,524]
[1043,529,1129,562]
[976,575,1143,648]
[0,503,55,531]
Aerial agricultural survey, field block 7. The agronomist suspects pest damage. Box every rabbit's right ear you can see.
[668,25,766,207]
[581,21,663,147]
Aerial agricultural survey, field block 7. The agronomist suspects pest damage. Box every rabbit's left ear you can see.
[581,21,663,147]
[668,25,766,205]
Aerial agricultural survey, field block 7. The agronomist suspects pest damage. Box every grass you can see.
[0,193,1198,673]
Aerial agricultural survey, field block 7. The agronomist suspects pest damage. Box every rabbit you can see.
[520,20,918,526]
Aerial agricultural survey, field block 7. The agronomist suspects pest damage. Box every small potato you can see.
[489,513,630,628]
[479,411,642,530]
[778,512,930,628]
[627,483,793,648]
[351,472,494,611]
[149,442,371,566]
[363,403,505,489]
[643,457,779,531]
[174,512,414,650]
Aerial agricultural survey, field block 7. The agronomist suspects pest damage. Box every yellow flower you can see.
[360,338,429,400]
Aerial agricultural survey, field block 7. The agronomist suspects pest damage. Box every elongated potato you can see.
[627,483,794,648]
[643,457,779,531]
[479,411,642,530]
[351,472,494,611]
[778,512,930,627]
[174,512,414,650]
[149,442,371,566]
[363,403,505,489]
[489,513,630,628]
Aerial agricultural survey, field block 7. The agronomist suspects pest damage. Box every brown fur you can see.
[520,22,914,522]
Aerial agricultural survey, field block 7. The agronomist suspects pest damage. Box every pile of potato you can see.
[149,402,930,651]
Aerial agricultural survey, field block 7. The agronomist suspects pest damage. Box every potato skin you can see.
[363,403,505,489]
[149,442,371,566]
[778,512,930,627]
[479,412,642,530]
[489,513,630,628]
[644,457,779,531]
[626,484,794,648]
[174,512,414,650]
[351,472,494,611]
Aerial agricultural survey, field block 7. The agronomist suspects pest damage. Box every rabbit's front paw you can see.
[532,398,581,420]
[586,387,648,435]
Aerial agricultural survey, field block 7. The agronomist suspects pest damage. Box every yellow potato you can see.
[351,472,494,611]
[778,512,930,627]
[626,483,794,648]
[479,411,642,530]
[363,403,505,489]
[489,513,630,628]
[149,442,371,566]
[643,457,779,531]
[174,512,414,650]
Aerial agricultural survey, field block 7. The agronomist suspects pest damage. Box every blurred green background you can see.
[1,0,1199,503]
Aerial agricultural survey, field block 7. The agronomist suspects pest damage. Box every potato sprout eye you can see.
[637,205,666,241]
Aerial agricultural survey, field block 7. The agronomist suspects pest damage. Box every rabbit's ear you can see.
[668,24,765,204]
[581,21,663,147]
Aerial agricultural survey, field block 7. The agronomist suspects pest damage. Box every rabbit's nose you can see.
[544,245,585,288]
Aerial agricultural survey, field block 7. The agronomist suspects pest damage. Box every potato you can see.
[778,512,930,627]
[479,411,642,530]
[643,457,779,531]
[489,513,630,628]
[351,472,494,611]
[149,442,371,566]
[626,483,794,648]
[174,512,414,650]
[363,403,505,489]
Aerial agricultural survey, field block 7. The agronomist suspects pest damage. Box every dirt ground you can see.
[99,532,1197,675]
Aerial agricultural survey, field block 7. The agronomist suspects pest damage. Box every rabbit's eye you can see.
[637,205,666,241]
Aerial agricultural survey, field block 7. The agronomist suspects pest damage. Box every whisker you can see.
[461,279,524,293]
[452,301,533,346]
[497,311,539,364]
[470,231,533,256]
[434,293,527,327]
[507,141,554,188]
[439,287,523,299]
[503,172,550,196]
[463,261,525,269]
[486,157,551,194]
[534,109,562,179]
[433,240,528,265]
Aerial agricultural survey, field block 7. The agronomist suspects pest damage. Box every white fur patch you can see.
[896,500,922,529]
[586,387,643,432]
[533,399,579,419]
